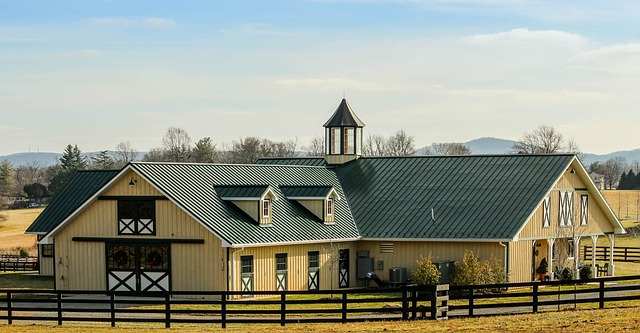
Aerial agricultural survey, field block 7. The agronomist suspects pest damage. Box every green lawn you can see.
[0,272,53,289]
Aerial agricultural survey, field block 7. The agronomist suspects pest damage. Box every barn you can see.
[26,99,625,293]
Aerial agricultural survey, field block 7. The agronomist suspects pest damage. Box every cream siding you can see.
[230,242,357,291]
[508,240,534,282]
[232,201,260,222]
[53,171,226,291]
[39,254,54,276]
[298,200,325,221]
[357,241,505,281]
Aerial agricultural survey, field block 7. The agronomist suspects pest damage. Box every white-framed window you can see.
[580,194,589,226]
[326,197,334,216]
[330,127,341,154]
[343,127,355,154]
[542,196,551,228]
[559,191,574,227]
[262,198,271,218]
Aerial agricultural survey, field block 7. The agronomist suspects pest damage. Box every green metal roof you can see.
[26,170,119,234]
[334,155,575,240]
[215,185,270,199]
[280,186,334,198]
[256,158,326,167]
[130,162,359,245]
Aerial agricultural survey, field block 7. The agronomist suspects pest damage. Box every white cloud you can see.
[88,17,176,29]
[464,28,589,47]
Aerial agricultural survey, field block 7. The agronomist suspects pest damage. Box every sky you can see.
[1,0,640,155]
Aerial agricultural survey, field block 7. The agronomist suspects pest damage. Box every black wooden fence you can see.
[0,255,38,272]
[582,246,640,262]
[1,275,640,328]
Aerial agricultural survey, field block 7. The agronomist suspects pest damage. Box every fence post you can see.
[468,288,474,317]
[164,293,171,328]
[401,285,408,320]
[56,291,62,325]
[280,292,286,327]
[532,283,539,313]
[221,293,227,329]
[411,287,417,320]
[110,293,115,327]
[6,292,11,325]
[341,292,347,323]
[599,280,605,309]
[429,285,437,320]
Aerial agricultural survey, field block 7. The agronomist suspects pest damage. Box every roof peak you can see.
[323,98,366,127]
[130,161,327,169]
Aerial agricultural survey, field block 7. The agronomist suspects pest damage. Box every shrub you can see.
[559,267,573,282]
[18,247,29,257]
[412,256,441,286]
[579,265,593,281]
[452,250,505,286]
[536,258,548,274]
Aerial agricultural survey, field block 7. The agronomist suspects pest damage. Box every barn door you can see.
[308,251,320,290]
[275,253,288,291]
[240,255,254,294]
[338,249,350,288]
[107,243,170,293]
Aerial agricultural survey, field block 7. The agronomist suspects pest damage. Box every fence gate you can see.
[107,243,170,293]
[276,253,288,291]
[308,251,319,290]
[339,249,349,288]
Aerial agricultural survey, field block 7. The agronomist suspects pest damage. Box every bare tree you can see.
[363,134,388,157]
[162,127,192,162]
[115,141,136,165]
[602,157,626,189]
[513,126,565,154]
[430,143,471,156]
[386,130,416,156]
[228,137,297,164]
[143,148,168,162]
[306,137,324,157]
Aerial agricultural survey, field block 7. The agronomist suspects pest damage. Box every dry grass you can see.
[0,208,42,255]
[602,190,640,227]
[1,307,640,332]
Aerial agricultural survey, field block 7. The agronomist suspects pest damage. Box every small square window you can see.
[41,244,53,258]
[326,198,334,216]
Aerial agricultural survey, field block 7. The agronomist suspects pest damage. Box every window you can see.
[241,255,253,274]
[343,127,355,154]
[330,127,341,154]
[559,191,574,227]
[262,198,271,218]
[542,196,551,228]
[580,195,589,226]
[276,253,288,271]
[326,197,334,216]
[41,244,53,258]
[117,199,156,235]
[308,251,319,269]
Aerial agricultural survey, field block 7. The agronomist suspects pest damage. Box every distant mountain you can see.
[582,149,640,166]
[0,151,145,167]
[464,137,517,155]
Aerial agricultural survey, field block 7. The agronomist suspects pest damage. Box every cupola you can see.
[324,98,365,165]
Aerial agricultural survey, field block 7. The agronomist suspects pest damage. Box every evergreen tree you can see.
[631,170,640,190]
[619,171,628,190]
[191,137,218,163]
[92,151,115,170]
[0,161,15,196]
[48,145,87,196]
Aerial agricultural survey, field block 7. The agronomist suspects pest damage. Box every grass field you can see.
[0,208,42,255]
[603,190,640,226]
[1,306,639,332]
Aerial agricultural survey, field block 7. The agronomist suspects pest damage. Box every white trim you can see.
[25,231,46,235]
[231,237,360,248]
[221,197,261,201]
[361,237,511,243]
[518,231,606,241]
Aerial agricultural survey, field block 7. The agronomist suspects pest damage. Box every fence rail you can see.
[0,256,38,272]
[582,246,640,262]
[1,275,640,328]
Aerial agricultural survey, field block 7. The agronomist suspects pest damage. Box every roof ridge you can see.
[131,161,328,169]
[359,153,576,159]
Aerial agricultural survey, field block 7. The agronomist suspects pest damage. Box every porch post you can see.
[573,237,581,279]
[607,234,615,276]
[590,235,598,277]
[547,238,555,280]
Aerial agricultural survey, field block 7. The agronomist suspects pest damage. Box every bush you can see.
[559,267,574,282]
[452,250,505,286]
[412,256,441,286]
[579,265,593,281]
[18,247,29,257]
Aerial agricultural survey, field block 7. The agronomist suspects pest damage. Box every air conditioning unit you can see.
[389,267,408,285]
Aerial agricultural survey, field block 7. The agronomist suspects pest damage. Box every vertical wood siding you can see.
[54,170,225,291]
[356,241,505,281]
[233,201,259,222]
[230,242,357,291]
[39,255,54,276]
[508,240,533,282]
[518,160,615,240]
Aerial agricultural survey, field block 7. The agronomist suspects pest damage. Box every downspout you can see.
[499,242,509,282]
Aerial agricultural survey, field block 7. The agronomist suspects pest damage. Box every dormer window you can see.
[326,197,334,216]
[215,185,277,226]
[262,198,271,218]
[281,186,340,224]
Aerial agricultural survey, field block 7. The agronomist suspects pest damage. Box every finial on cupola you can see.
[323,98,366,165]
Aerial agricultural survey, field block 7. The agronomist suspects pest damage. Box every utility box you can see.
[389,267,408,285]
[356,251,374,280]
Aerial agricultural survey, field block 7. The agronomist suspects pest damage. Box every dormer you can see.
[281,186,340,224]
[324,98,366,165]
[215,185,277,226]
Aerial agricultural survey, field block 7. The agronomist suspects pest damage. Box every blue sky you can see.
[2,1,640,155]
